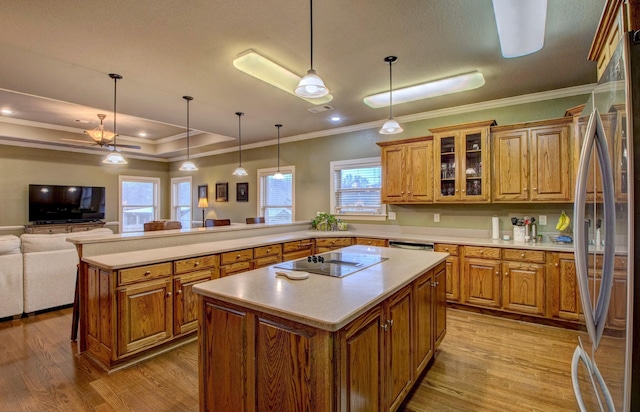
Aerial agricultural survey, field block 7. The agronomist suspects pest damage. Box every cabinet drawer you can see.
[355,237,387,247]
[254,255,281,269]
[221,249,253,265]
[220,261,253,277]
[283,250,313,262]
[174,254,219,274]
[118,262,173,286]
[254,244,282,259]
[463,246,501,260]
[283,239,314,253]
[435,243,458,256]
[502,249,545,264]
[315,237,353,248]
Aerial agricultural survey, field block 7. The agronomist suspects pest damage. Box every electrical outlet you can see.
[434,213,440,223]
[388,212,396,220]
[539,215,547,225]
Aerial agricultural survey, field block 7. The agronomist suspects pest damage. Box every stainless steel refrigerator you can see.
[573,30,639,411]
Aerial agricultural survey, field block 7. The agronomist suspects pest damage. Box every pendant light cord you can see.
[388,60,393,119]
[236,112,244,166]
[109,73,122,149]
[276,124,282,171]
[309,0,314,70]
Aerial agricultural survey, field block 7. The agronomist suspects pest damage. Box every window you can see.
[257,166,295,224]
[330,157,386,220]
[119,176,160,233]
[171,176,192,229]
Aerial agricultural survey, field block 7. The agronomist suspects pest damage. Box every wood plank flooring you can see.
[0,307,625,411]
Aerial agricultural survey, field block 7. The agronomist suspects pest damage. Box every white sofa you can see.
[0,235,24,318]
[21,228,113,314]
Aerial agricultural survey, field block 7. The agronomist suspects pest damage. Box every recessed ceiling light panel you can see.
[363,71,485,108]
[492,0,547,58]
[1,109,14,115]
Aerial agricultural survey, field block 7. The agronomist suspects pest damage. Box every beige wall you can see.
[0,93,590,234]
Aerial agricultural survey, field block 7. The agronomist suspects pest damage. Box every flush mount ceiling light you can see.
[102,73,127,165]
[273,124,284,180]
[379,56,403,135]
[492,0,547,58]
[232,112,248,176]
[364,71,485,108]
[233,50,333,104]
[179,96,198,172]
[295,0,329,98]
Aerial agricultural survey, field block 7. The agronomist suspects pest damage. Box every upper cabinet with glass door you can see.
[431,120,495,203]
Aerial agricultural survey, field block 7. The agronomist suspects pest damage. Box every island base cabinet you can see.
[199,298,333,412]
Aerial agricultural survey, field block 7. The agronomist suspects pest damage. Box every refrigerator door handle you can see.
[573,108,616,350]
[571,343,615,412]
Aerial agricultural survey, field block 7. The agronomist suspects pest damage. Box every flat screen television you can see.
[29,184,106,223]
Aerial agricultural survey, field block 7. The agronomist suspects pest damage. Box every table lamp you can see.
[197,196,209,227]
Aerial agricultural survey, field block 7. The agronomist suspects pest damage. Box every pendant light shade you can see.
[273,124,284,180]
[179,96,198,171]
[232,112,248,176]
[102,73,127,164]
[379,56,403,135]
[85,113,115,143]
[295,0,329,98]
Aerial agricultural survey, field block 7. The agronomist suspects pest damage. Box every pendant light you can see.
[232,112,248,176]
[273,124,284,179]
[379,56,403,135]
[103,73,128,164]
[295,0,329,98]
[179,96,198,171]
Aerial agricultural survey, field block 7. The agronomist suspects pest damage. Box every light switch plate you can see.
[434,213,440,223]
[388,212,396,220]
[539,215,547,225]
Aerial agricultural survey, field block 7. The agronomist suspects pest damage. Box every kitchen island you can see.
[193,245,448,412]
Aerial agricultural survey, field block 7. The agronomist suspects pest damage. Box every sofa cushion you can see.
[0,235,21,255]
[21,232,75,253]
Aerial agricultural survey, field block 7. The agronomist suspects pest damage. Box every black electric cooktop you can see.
[274,252,388,278]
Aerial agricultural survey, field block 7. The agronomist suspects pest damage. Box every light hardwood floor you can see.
[0,307,625,411]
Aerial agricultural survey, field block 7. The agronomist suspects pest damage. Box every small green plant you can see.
[311,213,339,231]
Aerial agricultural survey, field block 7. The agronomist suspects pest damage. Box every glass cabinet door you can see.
[438,135,457,200]
[462,132,483,198]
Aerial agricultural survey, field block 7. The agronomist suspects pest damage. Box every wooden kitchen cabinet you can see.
[433,264,446,346]
[173,270,216,335]
[220,248,253,277]
[431,120,495,203]
[253,243,282,268]
[435,243,460,303]
[462,256,502,309]
[315,237,353,253]
[501,261,545,316]
[492,118,573,202]
[282,238,315,261]
[356,237,388,247]
[117,278,173,356]
[378,137,434,204]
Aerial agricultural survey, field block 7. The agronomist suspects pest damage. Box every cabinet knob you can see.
[480,250,484,254]
[456,189,459,193]
[462,189,465,193]
[176,290,183,295]
[505,272,509,276]
[381,324,388,331]
[444,248,449,251]
[367,241,372,245]
[496,272,500,276]
[524,187,528,191]
[331,240,336,244]
[401,191,405,194]
[144,271,151,276]
[267,248,271,253]
[521,253,525,258]
[194,261,200,266]
[387,319,393,326]
[407,191,411,194]
[555,263,559,267]
[236,255,241,259]
[533,188,537,191]
[166,292,172,297]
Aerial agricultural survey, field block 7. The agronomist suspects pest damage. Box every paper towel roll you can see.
[492,216,500,239]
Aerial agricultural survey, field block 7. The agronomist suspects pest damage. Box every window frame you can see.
[257,166,295,224]
[118,175,161,233]
[330,157,387,221]
[170,176,192,228]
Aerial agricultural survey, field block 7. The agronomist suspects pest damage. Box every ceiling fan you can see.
[61,113,141,150]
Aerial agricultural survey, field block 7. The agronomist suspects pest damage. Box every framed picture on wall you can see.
[215,182,228,202]
[236,182,248,202]
[198,184,208,201]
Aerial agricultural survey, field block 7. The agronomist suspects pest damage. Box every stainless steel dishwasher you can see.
[388,240,434,251]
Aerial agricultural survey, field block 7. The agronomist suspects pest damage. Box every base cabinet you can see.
[199,265,446,412]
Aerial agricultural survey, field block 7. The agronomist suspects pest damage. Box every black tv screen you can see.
[29,184,105,223]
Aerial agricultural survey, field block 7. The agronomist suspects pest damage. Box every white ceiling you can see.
[0,0,604,160]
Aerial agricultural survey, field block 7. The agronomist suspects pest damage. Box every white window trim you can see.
[170,176,192,223]
[330,157,387,221]
[118,175,161,233]
[257,166,295,222]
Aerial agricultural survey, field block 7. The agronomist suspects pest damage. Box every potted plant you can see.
[311,213,339,231]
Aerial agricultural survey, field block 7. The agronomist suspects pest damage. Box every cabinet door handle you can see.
[381,324,388,331]
[387,319,393,326]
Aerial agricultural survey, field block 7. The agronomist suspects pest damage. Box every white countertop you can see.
[193,245,449,332]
